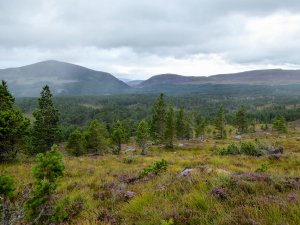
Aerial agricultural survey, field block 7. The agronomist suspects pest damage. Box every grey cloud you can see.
[1,0,300,76]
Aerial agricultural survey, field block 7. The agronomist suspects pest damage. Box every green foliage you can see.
[32,85,60,153]
[67,129,86,156]
[272,116,288,133]
[123,155,138,164]
[136,120,150,155]
[161,218,174,225]
[25,145,65,222]
[216,140,265,156]
[164,105,175,148]
[0,81,29,161]
[215,106,226,139]
[139,159,168,178]
[150,93,166,143]
[256,162,270,173]
[0,172,15,197]
[176,108,185,140]
[112,120,126,154]
[85,120,109,154]
[234,105,249,134]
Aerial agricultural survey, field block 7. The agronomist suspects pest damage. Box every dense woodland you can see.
[1,80,299,224]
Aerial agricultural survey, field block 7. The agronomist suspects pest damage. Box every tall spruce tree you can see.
[215,106,226,139]
[235,106,248,134]
[112,120,126,154]
[176,108,185,140]
[136,120,150,155]
[0,81,29,161]
[150,93,166,143]
[32,85,60,153]
[164,105,176,148]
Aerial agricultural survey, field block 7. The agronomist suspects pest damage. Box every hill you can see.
[139,69,300,87]
[0,60,131,96]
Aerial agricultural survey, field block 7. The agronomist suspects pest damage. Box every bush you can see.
[139,159,168,178]
[215,140,265,156]
[123,155,137,164]
[25,145,65,223]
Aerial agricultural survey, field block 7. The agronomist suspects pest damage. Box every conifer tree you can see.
[0,81,29,161]
[176,108,185,140]
[150,93,166,143]
[235,106,248,134]
[215,106,226,139]
[112,120,126,154]
[85,120,109,154]
[272,116,288,133]
[164,105,175,148]
[136,120,150,155]
[32,85,60,153]
[25,145,64,223]
[0,172,15,225]
[67,129,86,156]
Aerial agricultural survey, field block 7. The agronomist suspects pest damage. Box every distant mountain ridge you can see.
[139,69,300,87]
[0,60,131,96]
[1,60,300,96]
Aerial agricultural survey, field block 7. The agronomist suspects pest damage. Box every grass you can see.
[1,129,300,224]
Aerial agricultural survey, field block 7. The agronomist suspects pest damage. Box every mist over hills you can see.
[0,60,130,96]
[1,60,300,96]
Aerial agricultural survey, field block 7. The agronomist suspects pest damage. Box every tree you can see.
[215,106,226,139]
[0,81,29,161]
[136,120,150,155]
[150,93,166,143]
[0,172,15,225]
[67,129,86,156]
[176,108,185,140]
[85,120,109,154]
[164,105,176,148]
[25,145,65,223]
[235,106,248,134]
[32,85,60,153]
[112,120,126,154]
[196,119,207,140]
[272,116,288,133]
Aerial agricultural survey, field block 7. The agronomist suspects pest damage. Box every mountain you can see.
[139,69,300,87]
[0,60,131,96]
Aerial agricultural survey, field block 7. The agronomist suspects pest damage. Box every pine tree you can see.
[0,81,29,161]
[67,129,86,156]
[235,106,248,134]
[112,120,126,154]
[0,172,15,225]
[85,120,109,154]
[136,120,150,155]
[215,106,226,139]
[150,93,166,143]
[164,105,175,148]
[25,145,64,223]
[272,116,288,133]
[176,108,185,140]
[32,85,60,153]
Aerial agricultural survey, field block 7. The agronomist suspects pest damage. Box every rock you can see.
[275,146,284,154]
[279,136,286,139]
[180,168,193,177]
[178,143,184,147]
[235,135,242,141]
[269,153,281,160]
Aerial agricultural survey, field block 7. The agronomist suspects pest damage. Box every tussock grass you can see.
[1,131,300,224]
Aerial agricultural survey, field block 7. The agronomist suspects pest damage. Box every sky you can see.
[1,0,300,79]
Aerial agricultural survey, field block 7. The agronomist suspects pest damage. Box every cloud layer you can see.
[1,0,300,79]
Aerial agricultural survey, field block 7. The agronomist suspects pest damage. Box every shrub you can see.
[215,140,266,156]
[255,162,269,173]
[25,145,65,223]
[139,159,168,178]
[123,155,137,164]
[161,218,174,225]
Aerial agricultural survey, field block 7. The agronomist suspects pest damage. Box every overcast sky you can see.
[1,0,300,79]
